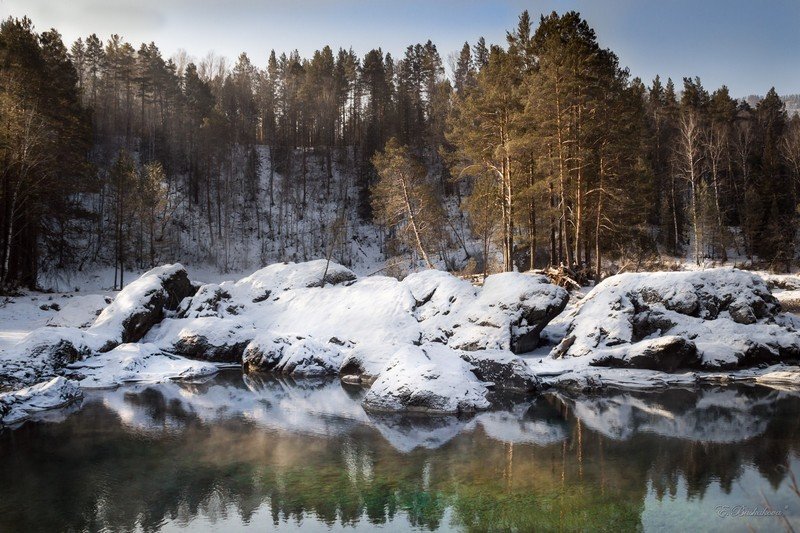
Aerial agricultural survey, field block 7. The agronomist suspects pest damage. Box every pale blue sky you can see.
[1,0,798,97]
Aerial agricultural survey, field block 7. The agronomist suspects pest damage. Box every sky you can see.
[1,0,798,97]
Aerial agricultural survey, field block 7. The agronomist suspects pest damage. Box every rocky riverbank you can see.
[2,261,800,425]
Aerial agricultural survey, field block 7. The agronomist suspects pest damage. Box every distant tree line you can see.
[1,11,799,288]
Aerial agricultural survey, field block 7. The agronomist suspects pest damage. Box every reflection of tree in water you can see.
[554,386,800,503]
[0,382,799,532]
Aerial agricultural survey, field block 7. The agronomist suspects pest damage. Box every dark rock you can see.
[460,351,540,393]
[90,264,197,348]
[172,334,250,363]
[591,336,699,372]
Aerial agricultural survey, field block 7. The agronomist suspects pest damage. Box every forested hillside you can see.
[2,11,799,289]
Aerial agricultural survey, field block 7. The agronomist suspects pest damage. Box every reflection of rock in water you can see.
[474,397,569,446]
[367,411,475,452]
[555,386,792,443]
[2,380,800,532]
[242,370,338,393]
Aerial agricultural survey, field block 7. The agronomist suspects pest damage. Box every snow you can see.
[69,343,220,389]
[6,261,800,425]
[774,289,800,313]
[1,327,110,388]
[552,268,799,370]
[405,270,569,352]
[164,267,419,351]
[0,377,82,426]
[242,331,344,377]
[46,294,113,328]
[141,261,564,412]
[234,258,356,294]
[362,344,491,414]
[89,263,192,345]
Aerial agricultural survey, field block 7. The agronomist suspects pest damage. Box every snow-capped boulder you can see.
[403,269,569,354]
[338,345,394,385]
[474,273,569,353]
[775,290,800,314]
[590,336,700,372]
[362,344,491,414]
[236,259,357,294]
[460,350,541,393]
[0,327,109,389]
[178,260,357,319]
[554,268,800,370]
[0,377,82,426]
[242,332,343,377]
[90,264,196,348]
[762,273,800,292]
[156,317,256,362]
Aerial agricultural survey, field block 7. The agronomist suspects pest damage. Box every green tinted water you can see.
[0,372,798,532]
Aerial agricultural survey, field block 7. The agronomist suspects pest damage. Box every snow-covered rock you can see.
[68,343,219,389]
[553,268,800,370]
[405,270,569,353]
[339,346,394,385]
[89,264,196,348]
[146,262,565,387]
[0,327,109,389]
[154,317,256,362]
[762,273,800,291]
[242,332,343,377]
[775,290,800,314]
[590,336,700,372]
[362,344,491,414]
[0,377,82,426]
[1,262,570,416]
[460,349,540,393]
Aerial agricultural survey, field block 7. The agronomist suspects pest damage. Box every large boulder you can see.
[460,350,541,393]
[0,327,109,389]
[590,336,700,372]
[338,345,394,386]
[553,268,799,370]
[475,273,570,353]
[242,332,343,377]
[154,317,256,363]
[362,344,491,414]
[403,270,569,354]
[90,264,196,348]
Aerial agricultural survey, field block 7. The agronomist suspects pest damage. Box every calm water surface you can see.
[1,370,799,532]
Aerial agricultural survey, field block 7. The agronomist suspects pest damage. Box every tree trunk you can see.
[399,174,433,269]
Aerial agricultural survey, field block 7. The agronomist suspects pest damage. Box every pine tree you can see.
[371,138,441,268]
